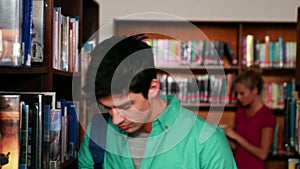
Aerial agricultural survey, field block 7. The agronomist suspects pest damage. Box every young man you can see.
[78,34,237,169]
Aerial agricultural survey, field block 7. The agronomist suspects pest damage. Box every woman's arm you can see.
[225,127,274,160]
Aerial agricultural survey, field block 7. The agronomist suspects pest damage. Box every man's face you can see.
[98,92,152,133]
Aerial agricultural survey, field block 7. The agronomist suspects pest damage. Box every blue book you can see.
[21,0,33,67]
[278,37,284,68]
[19,103,29,169]
[66,101,79,159]
[43,104,51,169]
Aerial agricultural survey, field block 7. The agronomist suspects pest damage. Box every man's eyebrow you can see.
[115,100,132,109]
[99,100,132,109]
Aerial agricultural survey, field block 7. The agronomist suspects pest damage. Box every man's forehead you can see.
[98,93,131,106]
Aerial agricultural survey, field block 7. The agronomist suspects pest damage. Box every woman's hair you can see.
[235,65,264,94]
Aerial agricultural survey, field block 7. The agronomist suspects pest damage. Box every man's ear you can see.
[148,79,160,98]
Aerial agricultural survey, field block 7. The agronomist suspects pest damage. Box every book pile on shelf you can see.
[0,92,79,169]
[144,39,238,67]
[271,91,300,159]
[262,78,296,109]
[158,73,236,105]
[242,35,296,68]
[52,7,80,72]
[0,1,80,70]
[0,0,45,67]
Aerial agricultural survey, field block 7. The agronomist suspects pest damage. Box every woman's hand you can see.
[224,127,238,140]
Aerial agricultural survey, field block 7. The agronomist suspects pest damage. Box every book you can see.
[289,158,300,169]
[52,7,62,70]
[56,98,68,163]
[19,102,29,169]
[49,109,61,169]
[43,104,51,169]
[284,97,294,155]
[66,101,79,159]
[31,0,44,65]
[0,95,20,169]
[21,0,33,67]
[264,35,270,68]
[0,0,22,66]
[224,42,238,65]
[61,15,70,71]
[245,35,254,67]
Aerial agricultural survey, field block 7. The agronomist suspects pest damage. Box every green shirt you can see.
[78,95,237,169]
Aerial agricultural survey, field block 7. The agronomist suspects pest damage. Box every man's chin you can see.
[122,127,136,133]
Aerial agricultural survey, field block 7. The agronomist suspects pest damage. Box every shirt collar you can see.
[151,94,181,134]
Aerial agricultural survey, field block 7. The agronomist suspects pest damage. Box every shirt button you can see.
[164,125,169,129]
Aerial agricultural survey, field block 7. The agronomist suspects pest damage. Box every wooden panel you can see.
[242,22,296,41]
[296,7,300,86]
[265,159,287,169]
[197,110,236,128]
[83,0,99,44]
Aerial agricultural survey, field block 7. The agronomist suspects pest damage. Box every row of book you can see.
[242,35,296,68]
[0,92,79,169]
[0,0,44,67]
[0,1,80,71]
[144,39,238,67]
[158,73,296,108]
[52,7,80,72]
[262,79,296,109]
[158,73,236,104]
[271,92,299,157]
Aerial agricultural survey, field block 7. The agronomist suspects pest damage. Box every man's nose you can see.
[110,108,125,125]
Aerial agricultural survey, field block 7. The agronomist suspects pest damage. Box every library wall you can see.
[95,0,299,39]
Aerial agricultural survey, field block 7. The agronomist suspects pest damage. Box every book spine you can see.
[21,0,33,67]
[66,102,78,159]
[49,109,62,169]
[43,104,51,169]
[31,0,44,64]
[19,103,29,169]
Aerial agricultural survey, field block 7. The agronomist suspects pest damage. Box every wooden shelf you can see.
[61,158,78,169]
[52,68,81,77]
[0,66,48,74]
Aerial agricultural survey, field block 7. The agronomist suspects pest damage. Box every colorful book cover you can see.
[0,95,20,169]
[49,109,61,169]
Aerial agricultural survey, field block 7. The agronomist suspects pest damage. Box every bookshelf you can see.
[114,19,297,169]
[0,0,99,168]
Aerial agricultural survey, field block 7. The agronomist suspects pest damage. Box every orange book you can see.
[265,35,270,68]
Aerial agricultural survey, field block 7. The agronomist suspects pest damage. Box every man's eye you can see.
[119,104,131,110]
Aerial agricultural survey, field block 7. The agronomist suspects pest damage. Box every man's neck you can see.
[139,96,168,133]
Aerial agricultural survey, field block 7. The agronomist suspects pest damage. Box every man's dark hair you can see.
[83,34,157,99]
